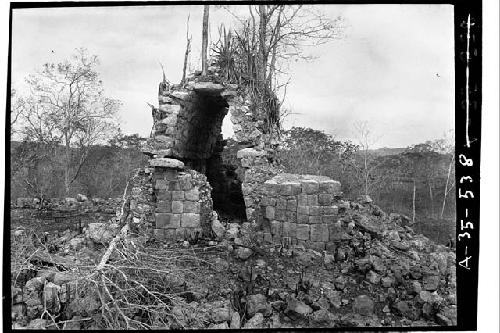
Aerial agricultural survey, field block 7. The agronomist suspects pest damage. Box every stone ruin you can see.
[126,70,345,251]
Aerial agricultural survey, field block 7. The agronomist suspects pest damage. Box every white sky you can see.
[11,4,455,148]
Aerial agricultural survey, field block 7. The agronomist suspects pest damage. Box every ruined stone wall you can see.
[135,71,344,248]
[149,159,213,241]
[256,173,345,251]
[235,148,281,223]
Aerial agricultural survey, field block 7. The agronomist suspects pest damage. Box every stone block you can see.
[275,209,286,221]
[181,213,200,228]
[310,224,329,242]
[318,194,333,206]
[296,224,310,240]
[301,180,319,194]
[184,201,200,213]
[277,198,287,210]
[156,190,172,201]
[309,206,321,216]
[159,169,177,180]
[307,241,325,251]
[286,198,297,211]
[155,180,168,190]
[172,201,183,214]
[149,157,184,169]
[261,196,272,206]
[270,221,282,237]
[160,115,177,127]
[156,201,172,213]
[298,214,309,224]
[265,206,275,220]
[297,206,309,215]
[184,189,199,201]
[283,222,297,237]
[172,191,184,200]
[285,211,297,223]
[175,228,187,240]
[280,183,293,196]
[263,182,279,196]
[319,180,341,194]
[156,213,181,229]
[297,194,308,206]
[322,205,339,215]
[291,183,302,195]
[179,174,193,190]
[309,216,322,224]
[158,103,181,114]
[307,195,319,206]
[169,181,181,191]
[322,215,336,224]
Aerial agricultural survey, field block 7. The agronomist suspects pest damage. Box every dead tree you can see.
[201,5,210,76]
[181,14,192,84]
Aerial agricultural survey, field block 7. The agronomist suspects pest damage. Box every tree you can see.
[278,127,358,195]
[213,5,344,138]
[352,121,382,196]
[430,130,455,218]
[181,14,192,84]
[201,5,210,76]
[16,48,120,194]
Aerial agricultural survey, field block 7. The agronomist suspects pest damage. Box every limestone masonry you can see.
[129,69,344,249]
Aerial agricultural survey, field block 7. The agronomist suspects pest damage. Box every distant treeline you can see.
[10,136,148,200]
[10,127,456,243]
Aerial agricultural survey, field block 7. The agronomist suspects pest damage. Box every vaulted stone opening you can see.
[146,82,248,221]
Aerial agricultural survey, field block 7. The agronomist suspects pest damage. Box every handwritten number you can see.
[461,220,474,230]
[459,189,474,199]
[460,176,473,183]
[459,154,473,166]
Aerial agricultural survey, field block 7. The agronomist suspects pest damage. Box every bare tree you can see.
[432,130,455,218]
[353,121,382,196]
[201,5,210,76]
[19,48,120,194]
[181,14,192,84]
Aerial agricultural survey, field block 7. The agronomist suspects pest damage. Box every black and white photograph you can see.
[3,1,494,331]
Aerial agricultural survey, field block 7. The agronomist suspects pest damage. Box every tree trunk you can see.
[440,155,454,218]
[64,135,71,195]
[201,5,209,76]
[428,181,434,217]
[257,5,267,87]
[364,149,369,196]
[181,31,191,84]
[412,179,416,224]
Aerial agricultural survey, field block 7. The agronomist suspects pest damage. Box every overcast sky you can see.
[11,4,454,148]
